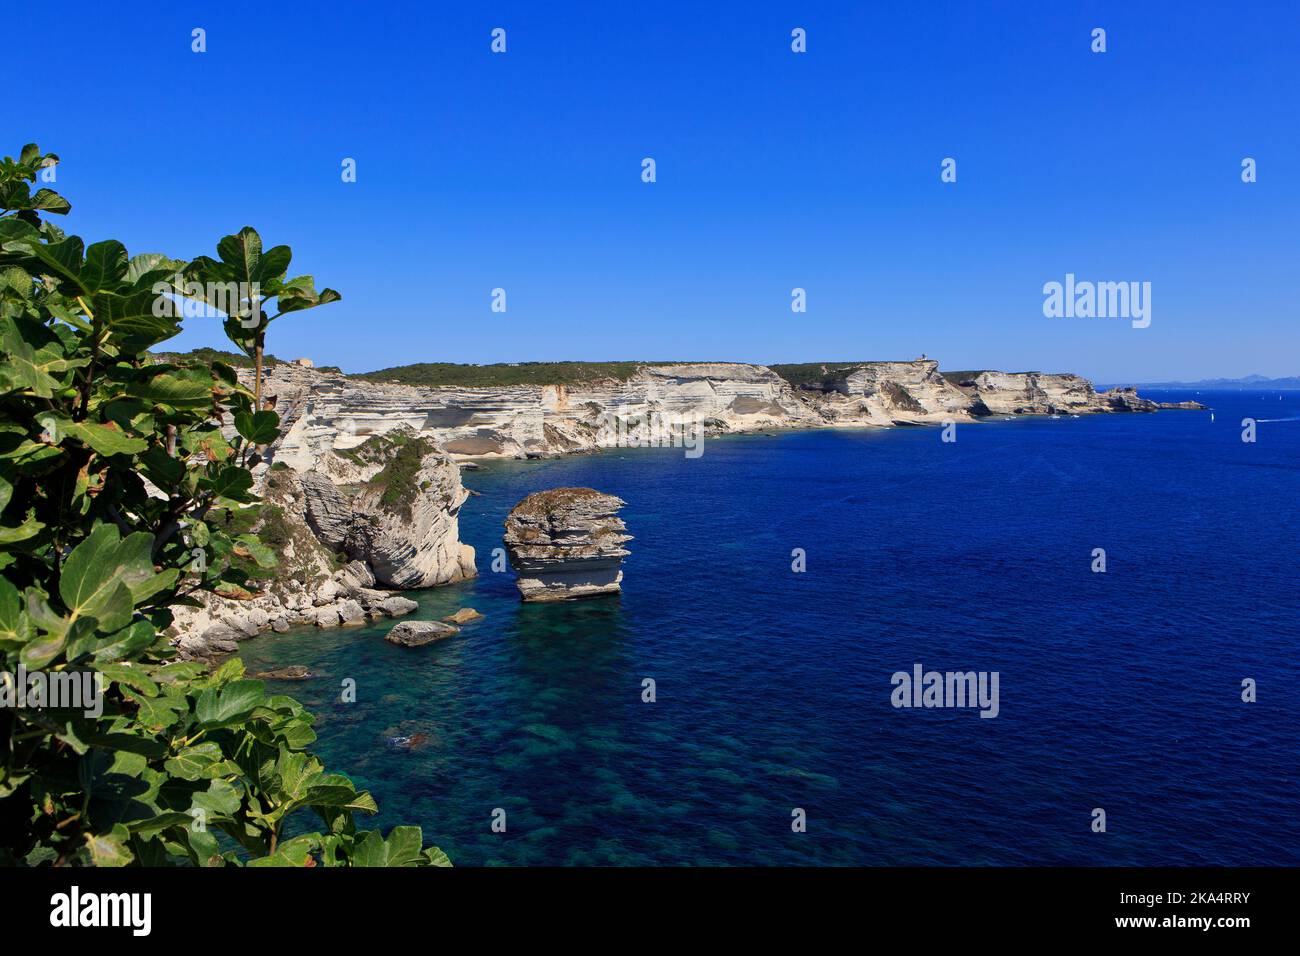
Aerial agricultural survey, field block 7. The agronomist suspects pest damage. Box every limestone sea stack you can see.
[503,488,632,602]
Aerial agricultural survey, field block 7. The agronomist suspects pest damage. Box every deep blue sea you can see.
[238,391,1300,865]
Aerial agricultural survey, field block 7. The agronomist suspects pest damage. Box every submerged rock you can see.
[503,488,632,602]
[250,665,315,681]
[385,620,460,647]
[442,607,484,625]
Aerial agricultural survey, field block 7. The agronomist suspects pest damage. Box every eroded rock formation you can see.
[503,488,632,602]
[170,432,476,659]
[296,439,476,589]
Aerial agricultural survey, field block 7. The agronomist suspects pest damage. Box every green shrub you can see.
[256,504,291,548]
[0,143,448,867]
[353,360,666,387]
[368,437,434,520]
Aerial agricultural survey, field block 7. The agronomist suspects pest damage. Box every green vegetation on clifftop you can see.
[353,361,669,387]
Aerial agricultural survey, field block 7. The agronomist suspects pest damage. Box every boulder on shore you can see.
[385,620,460,647]
[503,488,632,602]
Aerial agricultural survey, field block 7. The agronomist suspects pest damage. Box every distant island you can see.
[1104,374,1300,391]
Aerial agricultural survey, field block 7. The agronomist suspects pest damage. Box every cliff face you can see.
[795,360,977,425]
[346,449,477,589]
[294,434,477,589]
[256,362,818,467]
[248,359,1162,465]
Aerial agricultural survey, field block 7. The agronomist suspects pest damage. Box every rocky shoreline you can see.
[168,358,1202,658]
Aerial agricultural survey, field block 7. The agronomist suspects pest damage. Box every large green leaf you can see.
[126,252,186,286]
[247,834,318,867]
[205,466,254,504]
[126,372,213,407]
[165,742,230,781]
[195,679,267,727]
[216,226,262,283]
[80,240,128,292]
[84,826,134,867]
[351,830,388,867]
[96,289,182,350]
[91,619,160,663]
[29,188,71,214]
[0,512,44,546]
[380,826,425,866]
[96,662,159,697]
[254,244,291,284]
[58,419,148,456]
[18,622,76,669]
[0,576,31,645]
[58,524,135,630]
[0,317,61,397]
[277,275,342,314]
[4,233,85,294]
[190,778,242,816]
[233,409,279,445]
[113,531,178,604]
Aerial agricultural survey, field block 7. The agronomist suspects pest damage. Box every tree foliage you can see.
[0,143,449,866]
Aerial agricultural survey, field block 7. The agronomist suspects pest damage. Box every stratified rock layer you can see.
[247,359,1169,470]
[503,488,632,602]
[346,449,477,589]
[297,444,476,590]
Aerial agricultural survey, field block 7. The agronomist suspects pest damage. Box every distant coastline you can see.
[1102,375,1300,391]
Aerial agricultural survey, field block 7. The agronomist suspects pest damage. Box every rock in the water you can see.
[337,598,367,625]
[442,607,484,625]
[251,665,315,681]
[378,595,419,617]
[1099,386,1160,412]
[385,620,461,647]
[314,606,341,628]
[503,488,632,602]
[200,623,242,650]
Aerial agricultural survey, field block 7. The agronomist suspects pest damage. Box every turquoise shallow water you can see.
[237,392,1300,865]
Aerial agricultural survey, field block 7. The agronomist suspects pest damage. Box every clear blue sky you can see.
[11,1,1299,380]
